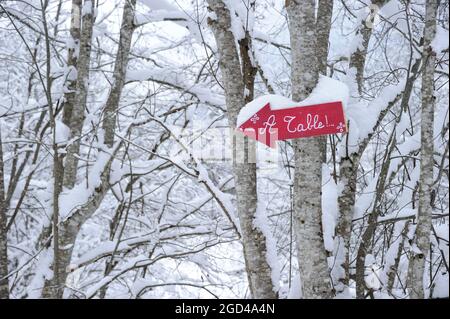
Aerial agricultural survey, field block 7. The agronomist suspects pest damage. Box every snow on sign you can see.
[237,101,347,148]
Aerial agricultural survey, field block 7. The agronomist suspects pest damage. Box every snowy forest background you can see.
[0,0,448,299]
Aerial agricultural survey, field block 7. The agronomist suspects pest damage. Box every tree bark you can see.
[102,0,136,147]
[349,0,387,95]
[333,0,389,294]
[62,0,82,127]
[353,56,422,298]
[0,128,9,299]
[42,0,137,298]
[316,0,334,161]
[407,0,437,299]
[207,0,276,298]
[387,221,410,295]
[355,131,397,298]
[42,0,96,298]
[98,0,137,297]
[286,0,333,299]
[334,152,359,293]
[316,0,333,76]
[63,0,95,189]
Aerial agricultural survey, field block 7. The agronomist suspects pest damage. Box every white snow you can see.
[431,25,449,53]
[254,201,281,293]
[223,0,254,41]
[65,65,78,82]
[27,248,54,298]
[197,163,240,233]
[396,131,421,156]
[71,232,158,268]
[206,10,217,21]
[380,0,408,33]
[395,111,410,141]
[353,173,379,219]
[85,255,149,298]
[137,0,201,40]
[433,273,449,298]
[287,274,302,299]
[134,10,187,26]
[295,75,349,108]
[364,254,382,290]
[347,31,365,57]
[322,165,339,252]
[139,0,179,12]
[58,143,118,220]
[343,78,406,154]
[253,30,289,49]
[54,120,70,144]
[126,68,224,108]
[81,0,92,16]
[379,221,407,285]
[236,94,296,127]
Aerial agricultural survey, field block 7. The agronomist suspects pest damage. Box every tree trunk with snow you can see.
[353,54,422,298]
[98,0,136,297]
[333,0,388,294]
[62,0,95,190]
[349,0,387,95]
[102,0,136,147]
[0,129,9,299]
[206,0,276,299]
[42,0,96,298]
[62,0,81,127]
[387,221,410,295]
[316,0,334,161]
[355,132,397,298]
[42,0,137,298]
[316,0,333,76]
[286,0,333,299]
[407,0,438,299]
[334,152,359,292]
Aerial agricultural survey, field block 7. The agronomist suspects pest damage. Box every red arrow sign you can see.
[238,101,347,147]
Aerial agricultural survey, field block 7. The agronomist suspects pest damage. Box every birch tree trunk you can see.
[42,0,137,298]
[354,56,422,298]
[102,0,136,148]
[42,0,96,298]
[40,0,62,298]
[286,0,333,299]
[0,129,9,299]
[387,221,410,294]
[334,0,388,293]
[207,0,276,298]
[63,0,95,189]
[407,0,438,299]
[316,0,334,161]
[355,131,397,298]
[62,0,81,127]
[98,0,136,297]
[316,0,333,76]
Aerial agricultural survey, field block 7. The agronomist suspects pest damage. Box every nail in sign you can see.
[238,101,347,148]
